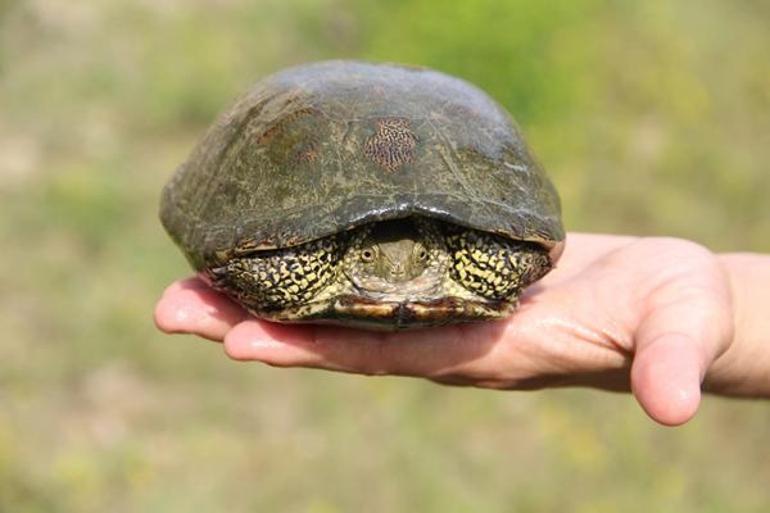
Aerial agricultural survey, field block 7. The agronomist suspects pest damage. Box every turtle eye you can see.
[416,247,428,262]
[361,248,376,263]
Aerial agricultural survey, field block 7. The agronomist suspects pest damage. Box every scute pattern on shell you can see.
[364,118,419,171]
[160,60,564,271]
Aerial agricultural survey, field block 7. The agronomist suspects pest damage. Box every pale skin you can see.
[154,233,770,426]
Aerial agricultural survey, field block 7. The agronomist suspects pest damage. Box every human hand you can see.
[155,234,736,426]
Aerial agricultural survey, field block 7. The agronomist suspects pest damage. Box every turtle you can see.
[160,60,565,330]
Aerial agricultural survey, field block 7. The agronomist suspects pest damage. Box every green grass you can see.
[1,0,769,511]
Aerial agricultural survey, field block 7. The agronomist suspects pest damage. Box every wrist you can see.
[704,253,770,396]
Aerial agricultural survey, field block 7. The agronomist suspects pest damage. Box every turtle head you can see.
[350,220,432,285]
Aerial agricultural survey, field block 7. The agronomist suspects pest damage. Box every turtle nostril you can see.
[389,265,408,281]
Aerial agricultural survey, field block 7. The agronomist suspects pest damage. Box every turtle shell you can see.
[160,60,564,270]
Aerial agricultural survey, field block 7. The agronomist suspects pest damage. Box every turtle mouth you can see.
[336,295,512,329]
[263,294,514,331]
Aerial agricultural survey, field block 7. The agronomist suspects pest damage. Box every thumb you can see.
[632,294,732,426]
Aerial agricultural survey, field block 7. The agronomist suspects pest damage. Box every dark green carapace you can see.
[160,60,564,330]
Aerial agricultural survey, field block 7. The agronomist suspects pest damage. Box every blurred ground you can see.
[1,1,769,511]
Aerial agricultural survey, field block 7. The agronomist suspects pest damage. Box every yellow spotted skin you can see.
[203,217,551,327]
[445,229,550,301]
[208,234,346,311]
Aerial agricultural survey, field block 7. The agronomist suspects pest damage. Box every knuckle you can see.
[640,237,715,264]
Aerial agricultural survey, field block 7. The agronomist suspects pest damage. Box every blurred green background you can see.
[2,0,769,511]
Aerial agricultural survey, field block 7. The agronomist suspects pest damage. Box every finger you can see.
[631,332,704,426]
[632,294,732,426]
[223,318,509,378]
[154,277,249,341]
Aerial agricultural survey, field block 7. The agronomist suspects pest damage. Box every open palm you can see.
[155,233,733,426]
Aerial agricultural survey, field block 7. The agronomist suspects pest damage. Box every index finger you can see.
[154,277,249,341]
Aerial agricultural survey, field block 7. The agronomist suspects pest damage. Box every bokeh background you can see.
[2,0,769,511]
